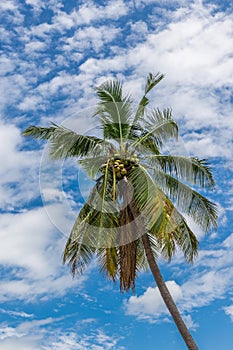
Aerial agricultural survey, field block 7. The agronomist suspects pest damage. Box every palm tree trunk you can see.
[142,233,198,350]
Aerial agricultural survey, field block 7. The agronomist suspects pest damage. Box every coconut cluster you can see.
[100,153,139,180]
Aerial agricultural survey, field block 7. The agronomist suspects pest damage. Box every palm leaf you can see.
[130,72,164,127]
[94,80,133,142]
[131,109,178,150]
[79,154,109,180]
[145,72,165,95]
[23,123,106,159]
[96,247,119,282]
[127,165,163,231]
[23,124,57,140]
[146,155,215,189]
[151,168,218,232]
[63,237,95,276]
[150,194,198,262]
[63,178,120,275]
[135,136,161,155]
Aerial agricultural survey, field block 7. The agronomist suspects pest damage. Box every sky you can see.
[0,0,233,349]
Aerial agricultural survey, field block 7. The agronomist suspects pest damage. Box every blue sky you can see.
[0,0,233,349]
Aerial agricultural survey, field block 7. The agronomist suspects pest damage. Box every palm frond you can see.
[23,124,57,140]
[135,236,150,271]
[151,168,218,232]
[146,155,215,189]
[23,123,107,159]
[79,154,109,180]
[63,179,120,275]
[101,121,132,141]
[127,165,163,230]
[126,124,161,155]
[130,72,164,127]
[135,136,161,155]
[63,237,95,276]
[149,194,198,262]
[131,109,178,150]
[118,187,139,292]
[145,72,165,94]
[94,80,133,142]
[96,247,119,282]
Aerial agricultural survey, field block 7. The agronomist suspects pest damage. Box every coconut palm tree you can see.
[23,73,217,350]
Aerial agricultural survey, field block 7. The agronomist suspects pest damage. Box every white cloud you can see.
[0,75,27,113]
[0,1,18,12]
[126,280,182,321]
[0,205,86,301]
[24,0,45,13]
[0,320,125,350]
[25,41,47,54]
[0,208,57,276]
[24,0,128,40]
[0,121,40,210]
[223,305,233,322]
[73,0,128,25]
[0,309,33,318]
[0,0,24,25]
[0,55,15,75]
[0,337,41,350]
[18,95,43,111]
[63,25,119,53]
[182,314,199,331]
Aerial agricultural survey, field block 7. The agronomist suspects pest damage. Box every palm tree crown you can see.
[23,73,217,349]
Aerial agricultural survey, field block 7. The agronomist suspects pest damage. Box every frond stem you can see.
[102,89,123,145]
[131,120,172,149]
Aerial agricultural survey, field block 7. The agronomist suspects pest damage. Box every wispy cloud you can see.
[0,318,125,350]
[223,304,233,322]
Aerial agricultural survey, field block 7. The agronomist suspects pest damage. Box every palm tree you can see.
[23,73,217,350]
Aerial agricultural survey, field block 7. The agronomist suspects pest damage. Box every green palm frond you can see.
[145,72,165,95]
[150,195,198,262]
[95,80,123,103]
[152,168,218,231]
[94,80,133,142]
[131,72,165,127]
[131,109,178,150]
[23,123,106,159]
[96,247,119,282]
[141,233,159,267]
[63,237,95,276]
[101,122,132,141]
[23,124,57,140]
[146,108,178,141]
[63,180,120,275]
[135,237,150,271]
[127,165,163,230]
[79,154,109,180]
[146,155,215,189]
[125,123,161,155]
[135,136,161,155]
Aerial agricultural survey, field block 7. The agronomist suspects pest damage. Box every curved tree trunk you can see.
[142,233,198,350]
